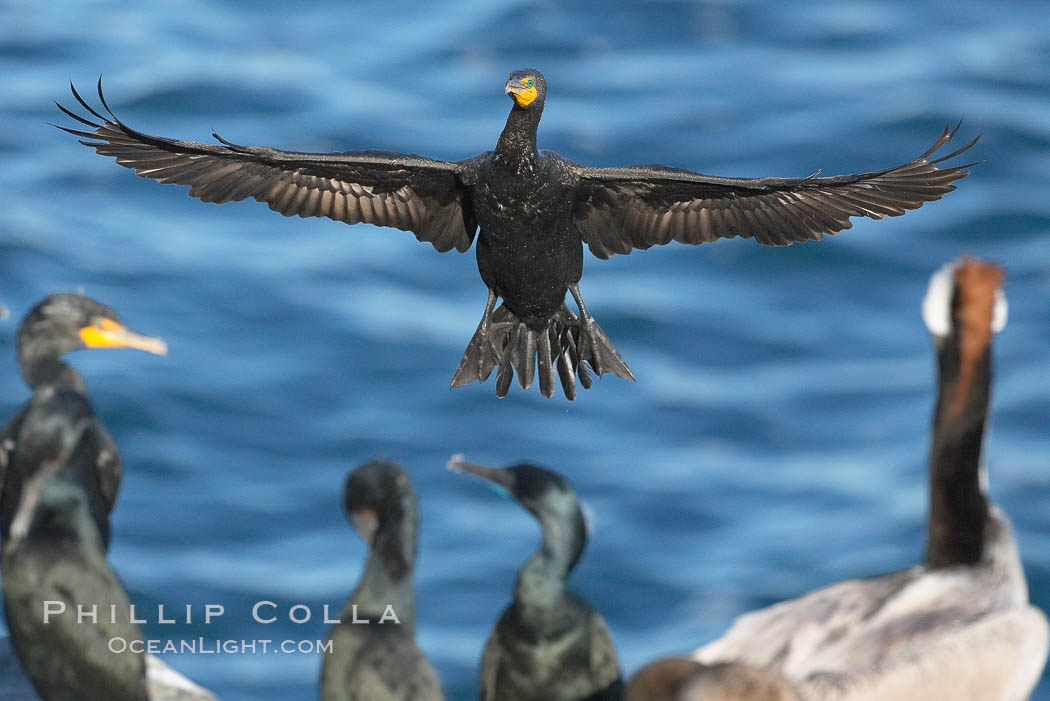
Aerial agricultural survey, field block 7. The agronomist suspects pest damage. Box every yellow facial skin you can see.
[78,317,168,355]
[506,76,538,107]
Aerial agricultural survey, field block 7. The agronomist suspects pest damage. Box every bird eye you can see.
[526,78,534,87]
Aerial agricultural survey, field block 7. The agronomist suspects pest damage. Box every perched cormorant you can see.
[1,390,148,701]
[0,294,167,545]
[448,456,622,701]
[57,71,976,399]
[321,460,443,701]
[625,659,800,701]
[693,259,1049,700]
[1,637,214,701]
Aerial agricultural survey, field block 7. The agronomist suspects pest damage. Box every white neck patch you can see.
[992,287,1008,334]
[922,262,956,337]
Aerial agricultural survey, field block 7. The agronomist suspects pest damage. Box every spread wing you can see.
[56,80,479,253]
[573,123,977,259]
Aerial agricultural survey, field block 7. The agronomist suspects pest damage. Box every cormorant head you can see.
[505,69,546,110]
[17,294,167,377]
[448,456,587,570]
[344,460,419,579]
[8,390,108,550]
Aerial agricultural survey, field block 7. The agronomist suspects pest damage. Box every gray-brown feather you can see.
[573,123,976,259]
[799,606,1049,701]
[58,84,480,254]
[694,513,1042,700]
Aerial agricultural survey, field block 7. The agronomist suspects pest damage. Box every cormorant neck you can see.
[494,104,542,172]
[20,353,86,393]
[347,518,417,634]
[514,507,586,607]
[924,337,992,569]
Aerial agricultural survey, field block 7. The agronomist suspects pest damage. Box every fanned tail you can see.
[453,303,631,400]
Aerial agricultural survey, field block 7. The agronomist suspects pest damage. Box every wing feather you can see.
[573,123,977,259]
[56,79,480,253]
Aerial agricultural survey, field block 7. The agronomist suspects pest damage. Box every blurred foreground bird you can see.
[321,461,443,701]
[0,294,166,546]
[57,71,975,399]
[449,456,622,701]
[694,258,1049,701]
[625,658,800,701]
[2,390,148,701]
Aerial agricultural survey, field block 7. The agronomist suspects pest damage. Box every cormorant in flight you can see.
[57,70,975,399]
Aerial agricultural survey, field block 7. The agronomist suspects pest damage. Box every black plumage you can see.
[1,390,148,701]
[321,461,443,701]
[0,294,166,547]
[57,70,976,399]
[449,457,622,701]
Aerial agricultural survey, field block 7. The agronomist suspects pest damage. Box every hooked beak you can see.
[505,80,537,108]
[447,454,516,492]
[79,318,168,356]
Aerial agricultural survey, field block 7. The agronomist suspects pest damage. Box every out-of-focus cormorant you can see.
[1,390,148,701]
[58,71,976,400]
[0,294,167,545]
[321,461,443,701]
[694,258,1049,700]
[625,658,800,701]
[448,456,622,701]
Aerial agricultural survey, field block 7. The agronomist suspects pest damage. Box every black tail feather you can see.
[539,329,558,399]
[555,333,576,400]
[576,316,634,381]
[452,301,631,399]
[495,360,514,397]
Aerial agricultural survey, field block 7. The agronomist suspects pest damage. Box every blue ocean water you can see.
[1,1,1048,699]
